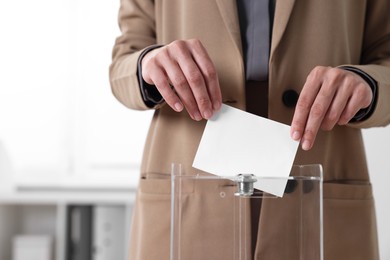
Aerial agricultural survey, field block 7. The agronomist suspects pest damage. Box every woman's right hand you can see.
[141,39,222,121]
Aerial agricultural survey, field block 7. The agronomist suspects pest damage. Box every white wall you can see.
[363,128,390,259]
[0,0,152,188]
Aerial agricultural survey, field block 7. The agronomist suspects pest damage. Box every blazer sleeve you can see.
[109,0,161,110]
[345,0,390,128]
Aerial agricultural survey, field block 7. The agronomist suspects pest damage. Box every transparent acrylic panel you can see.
[170,164,323,260]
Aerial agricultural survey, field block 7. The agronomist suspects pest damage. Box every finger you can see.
[182,62,213,119]
[141,49,160,85]
[320,88,349,131]
[175,85,203,121]
[161,58,203,121]
[148,63,183,113]
[338,98,361,125]
[189,39,222,111]
[173,43,213,119]
[141,48,185,112]
[302,92,331,151]
[338,85,371,125]
[290,67,324,141]
[302,81,337,150]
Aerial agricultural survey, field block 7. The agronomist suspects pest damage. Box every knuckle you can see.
[170,40,187,55]
[313,66,324,72]
[307,66,324,82]
[187,71,203,85]
[311,103,326,118]
[342,77,355,90]
[338,114,350,125]
[171,74,187,87]
[197,96,210,107]
[158,48,170,60]
[328,67,343,78]
[143,55,157,69]
[188,38,202,46]
[322,113,338,131]
[171,40,185,48]
[296,96,312,111]
[355,84,372,107]
[355,83,369,96]
[326,110,339,123]
[325,68,344,86]
[152,46,167,58]
[313,65,326,74]
[203,65,217,79]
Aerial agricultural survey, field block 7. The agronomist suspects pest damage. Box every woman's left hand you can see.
[290,66,373,151]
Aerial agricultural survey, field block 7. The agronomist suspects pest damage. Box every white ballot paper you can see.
[193,104,299,197]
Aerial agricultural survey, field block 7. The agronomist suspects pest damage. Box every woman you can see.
[110,0,390,259]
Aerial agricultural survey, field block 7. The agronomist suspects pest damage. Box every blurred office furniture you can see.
[12,235,53,260]
[66,205,93,260]
[0,189,134,260]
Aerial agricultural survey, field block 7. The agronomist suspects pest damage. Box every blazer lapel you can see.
[215,0,243,56]
[270,0,296,59]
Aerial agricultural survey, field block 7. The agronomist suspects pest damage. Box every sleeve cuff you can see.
[339,66,378,122]
[137,45,165,108]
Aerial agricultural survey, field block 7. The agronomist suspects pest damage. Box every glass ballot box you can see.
[170,164,323,260]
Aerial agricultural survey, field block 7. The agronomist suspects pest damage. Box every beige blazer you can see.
[110,0,390,259]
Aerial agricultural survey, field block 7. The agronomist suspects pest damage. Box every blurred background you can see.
[0,0,389,259]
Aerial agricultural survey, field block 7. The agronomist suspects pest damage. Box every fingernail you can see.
[213,101,221,111]
[174,102,183,112]
[203,109,212,119]
[194,112,202,121]
[302,140,310,151]
[292,131,301,141]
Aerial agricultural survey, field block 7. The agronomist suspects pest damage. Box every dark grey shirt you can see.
[237,0,275,81]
